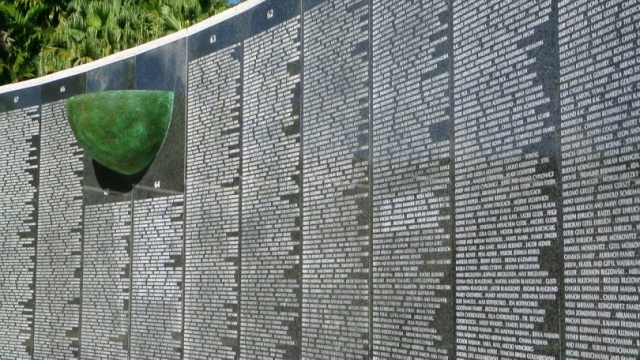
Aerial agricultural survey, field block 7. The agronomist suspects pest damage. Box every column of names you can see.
[131,195,184,360]
[453,0,561,358]
[185,42,242,358]
[0,105,39,359]
[34,99,84,359]
[302,0,371,358]
[559,1,640,359]
[81,202,131,358]
[241,14,303,359]
[372,0,454,358]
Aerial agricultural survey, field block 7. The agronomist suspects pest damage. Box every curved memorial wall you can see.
[0,0,639,358]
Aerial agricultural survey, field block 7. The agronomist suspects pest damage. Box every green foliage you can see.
[148,0,231,31]
[37,0,162,74]
[0,0,231,84]
[0,0,61,83]
[36,0,230,76]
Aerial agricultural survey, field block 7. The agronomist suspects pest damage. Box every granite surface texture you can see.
[0,0,639,359]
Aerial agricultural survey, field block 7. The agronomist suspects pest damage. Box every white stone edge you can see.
[0,0,265,95]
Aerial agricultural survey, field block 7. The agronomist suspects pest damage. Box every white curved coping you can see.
[0,0,265,95]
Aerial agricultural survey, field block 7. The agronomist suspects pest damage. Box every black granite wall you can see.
[0,0,639,359]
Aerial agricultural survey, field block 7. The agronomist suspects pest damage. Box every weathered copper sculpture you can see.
[66,90,173,175]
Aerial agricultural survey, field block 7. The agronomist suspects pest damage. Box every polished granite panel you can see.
[0,0,638,359]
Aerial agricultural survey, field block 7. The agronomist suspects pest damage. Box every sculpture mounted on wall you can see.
[66,90,174,175]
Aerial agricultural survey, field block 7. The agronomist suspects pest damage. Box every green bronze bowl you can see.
[66,90,174,175]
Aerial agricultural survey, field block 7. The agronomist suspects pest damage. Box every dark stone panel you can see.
[86,58,135,92]
[452,0,562,359]
[188,12,247,61]
[0,2,639,360]
[371,0,454,358]
[34,76,86,359]
[240,0,302,356]
[302,0,325,12]
[80,201,132,359]
[82,158,140,204]
[246,0,301,39]
[133,38,186,195]
[301,0,371,358]
[184,26,243,359]
[131,187,184,201]
[559,1,640,359]
[0,86,41,111]
[41,74,86,103]
[0,97,40,359]
[130,195,184,360]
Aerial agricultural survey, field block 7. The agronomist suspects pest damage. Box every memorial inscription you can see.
[241,13,302,359]
[130,195,184,360]
[34,97,84,359]
[2,0,640,359]
[559,1,640,359]
[0,105,39,359]
[302,0,371,358]
[185,42,243,358]
[81,202,131,359]
[453,0,561,359]
[371,0,453,358]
